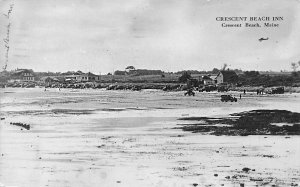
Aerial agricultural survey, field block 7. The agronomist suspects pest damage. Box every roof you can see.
[210,75,217,80]
[11,69,34,77]
[12,69,34,75]
[79,72,98,77]
[219,70,238,82]
[202,76,211,80]
[64,75,78,78]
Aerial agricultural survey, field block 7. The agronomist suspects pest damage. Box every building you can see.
[64,75,78,82]
[202,75,214,85]
[215,70,238,84]
[65,72,100,82]
[10,69,35,82]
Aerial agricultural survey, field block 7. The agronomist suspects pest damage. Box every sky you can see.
[0,0,300,73]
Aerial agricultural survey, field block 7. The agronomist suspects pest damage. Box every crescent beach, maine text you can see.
[216,16,284,28]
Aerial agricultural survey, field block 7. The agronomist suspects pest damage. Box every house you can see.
[64,75,78,82]
[210,75,217,82]
[199,74,218,85]
[9,69,35,82]
[125,66,135,73]
[66,72,100,82]
[215,70,238,84]
[202,75,214,85]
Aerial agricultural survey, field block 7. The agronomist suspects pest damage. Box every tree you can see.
[211,68,219,74]
[114,70,126,75]
[291,62,298,72]
[244,71,260,77]
[221,63,228,71]
[178,72,191,83]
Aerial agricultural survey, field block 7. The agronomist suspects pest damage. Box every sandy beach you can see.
[0,88,300,187]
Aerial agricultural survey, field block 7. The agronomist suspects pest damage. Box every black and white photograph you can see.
[0,0,300,186]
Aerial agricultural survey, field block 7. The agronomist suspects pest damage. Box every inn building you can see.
[65,72,100,82]
[9,69,35,82]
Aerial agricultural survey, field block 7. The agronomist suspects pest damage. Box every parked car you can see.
[265,87,284,94]
[271,87,284,94]
[221,95,237,102]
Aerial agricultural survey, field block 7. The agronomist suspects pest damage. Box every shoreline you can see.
[2,82,300,93]
[1,88,300,186]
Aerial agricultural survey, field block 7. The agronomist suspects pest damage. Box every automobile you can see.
[265,87,284,94]
[271,87,284,94]
[221,95,237,102]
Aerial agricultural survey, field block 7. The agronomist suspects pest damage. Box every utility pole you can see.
[2,4,14,71]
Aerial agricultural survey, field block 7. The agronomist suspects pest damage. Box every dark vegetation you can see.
[238,71,300,87]
[1,68,300,90]
[177,110,300,136]
[178,72,192,83]
[10,122,30,130]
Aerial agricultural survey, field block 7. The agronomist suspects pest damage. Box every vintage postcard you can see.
[0,0,299,186]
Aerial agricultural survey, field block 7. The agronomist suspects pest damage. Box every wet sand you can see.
[0,88,300,187]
